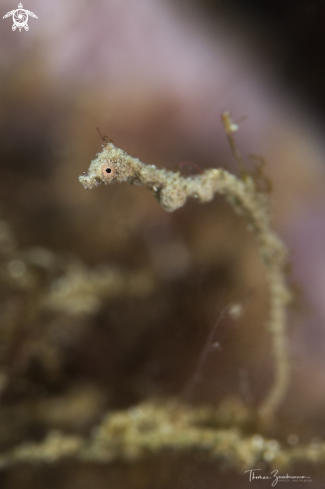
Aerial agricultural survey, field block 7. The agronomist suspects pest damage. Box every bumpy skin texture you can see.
[79,142,291,422]
[79,143,226,211]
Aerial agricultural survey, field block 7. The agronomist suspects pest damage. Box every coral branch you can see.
[79,130,291,423]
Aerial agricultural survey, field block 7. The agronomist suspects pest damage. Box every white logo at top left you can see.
[3,3,38,32]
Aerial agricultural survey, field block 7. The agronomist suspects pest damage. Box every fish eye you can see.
[101,165,114,179]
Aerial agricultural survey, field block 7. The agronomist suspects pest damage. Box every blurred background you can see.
[1,0,325,487]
